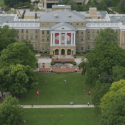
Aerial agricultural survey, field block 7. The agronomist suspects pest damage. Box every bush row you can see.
[51,61,77,65]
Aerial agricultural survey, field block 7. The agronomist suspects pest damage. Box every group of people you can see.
[46,74,50,76]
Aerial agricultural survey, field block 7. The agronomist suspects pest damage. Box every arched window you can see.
[35,44,38,49]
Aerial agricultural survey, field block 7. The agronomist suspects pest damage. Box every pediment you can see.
[54,26,72,31]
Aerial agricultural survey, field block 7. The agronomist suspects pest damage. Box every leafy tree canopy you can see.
[79,43,125,86]
[101,93,125,125]
[0,95,24,125]
[0,64,38,95]
[93,28,118,47]
[0,42,38,70]
[0,25,18,55]
[100,79,125,112]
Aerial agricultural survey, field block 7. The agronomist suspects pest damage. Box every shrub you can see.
[4,6,10,11]
[72,62,76,65]
[33,1,39,4]
[51,62,55,65]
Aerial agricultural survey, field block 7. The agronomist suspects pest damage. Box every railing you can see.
[108,14,125,16]
[2,23,40,27]
[86,22,122,27]
[51,44,75,46]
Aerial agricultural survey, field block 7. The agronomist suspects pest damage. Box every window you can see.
[92,29,94,33]
[89,17,92,19]
[81,37,84,41]
[81,46,83,50]
[17,36,19,40]
[47,23,49,26]
[116,29,118,33]
[26,29,28,33]
[47,30,49,34]
[98,17,100,19]
[17,29,19,33]
[81,23,83,26]
[76,37,79,41]
[21,29,23,33]
[76,46,79,50]
[31,29,33,33]
[77,23,79,26]
[92,45,94,49]
[47,46,49,50]
[42,46,44,50]
[88,45,90,49]
[47,37,49,41]
[31,35,33,40]
[26,36,28,39]
[42,37,44,41]
[35,29,38,33]
[81,30,84,34]
[21,36,24,40]
[35,35,38,40]
[92,36,95,40]
[42,23,44,26]
[42,31,44,34]
[88,29,90,33]
[35,44,38,49]
[88,36,90,40]
[76,31,78,34]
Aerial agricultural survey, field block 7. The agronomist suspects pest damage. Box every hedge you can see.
[51,61,77,65]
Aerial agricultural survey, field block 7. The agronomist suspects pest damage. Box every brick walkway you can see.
[52,58,74,62]
[39,66,83,72]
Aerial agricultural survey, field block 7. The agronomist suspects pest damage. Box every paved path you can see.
[108,7,119,14]
[21,105,94,108]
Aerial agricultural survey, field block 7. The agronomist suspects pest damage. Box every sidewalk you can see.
[21,105,94,108]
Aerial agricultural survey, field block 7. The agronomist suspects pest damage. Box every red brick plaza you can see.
[39,58,83,72]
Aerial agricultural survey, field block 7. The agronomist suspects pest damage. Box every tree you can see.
[0,64,38,95]
[101,93,125,125]
[79,44,125,86]
[0,95,24,125]
[35,12,37,19]
[112,65,125,82]
[0,25,18,55]
[20,39,36,54]
[92,80,111,115]
[0,42,38,70]
[100,79,125,111]
[93,28,118,47]
[71,1,79,11]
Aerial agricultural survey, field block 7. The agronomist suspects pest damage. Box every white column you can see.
[53,33,55,46]
[59,32,61,46]
[74,32,75,46]
[71,33,73,46]
[51,32,52,46]
[65,33,67,46]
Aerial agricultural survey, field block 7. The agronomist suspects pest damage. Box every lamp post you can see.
[72,49,73,56]
[53,49,54,56]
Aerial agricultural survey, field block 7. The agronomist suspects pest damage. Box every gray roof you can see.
[25,11,46,16]
[110,16,125,25]
[51,22,76,31]
[52,5,71,8]
[40,9,86,22]
[0,16,15,26]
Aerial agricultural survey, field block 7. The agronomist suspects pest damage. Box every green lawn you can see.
[5,10,17,14]
[19,73,94,105]
[22,108,101,125]
[112,7,125,14]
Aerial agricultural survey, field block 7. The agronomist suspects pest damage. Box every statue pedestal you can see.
[61,65,66,69]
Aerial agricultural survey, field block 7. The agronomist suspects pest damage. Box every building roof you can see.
[51,22,76,31]
[0,15,15,26]
[110,16,125,25]
[52,5,71,8]
[25,11,46,17]
[39,9,86,22]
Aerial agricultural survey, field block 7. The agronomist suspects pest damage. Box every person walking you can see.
[88,102,89,106]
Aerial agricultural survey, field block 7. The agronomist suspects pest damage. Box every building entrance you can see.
[55,49,59,55]
[67,49,71,55]
[61,49,65,55]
